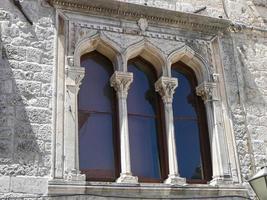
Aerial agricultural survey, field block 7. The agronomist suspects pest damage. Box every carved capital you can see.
[110,71,133,99]
[196,81,218,103]
[66,67,85,93]
[155,77,178,104]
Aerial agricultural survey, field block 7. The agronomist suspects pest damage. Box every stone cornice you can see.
[47,0,231,34]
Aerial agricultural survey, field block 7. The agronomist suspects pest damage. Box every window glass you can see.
[78,52,117,181]
[172,63,209,182]
[127,58,164,181]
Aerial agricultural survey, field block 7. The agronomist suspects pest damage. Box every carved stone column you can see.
[110,71,138,184]
[196,81,232,185]
[64,66,86,183]
[155,77,186,185]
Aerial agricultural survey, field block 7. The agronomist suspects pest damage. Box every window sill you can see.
[48,180,249,199]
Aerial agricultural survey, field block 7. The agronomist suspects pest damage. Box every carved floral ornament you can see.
[196,81,218,103]
[155,77,178,104]
[110,71,133,98]
[66,67,85,91]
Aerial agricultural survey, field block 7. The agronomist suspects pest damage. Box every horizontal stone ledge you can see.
[48,181,249,199]
[47,0,231,34]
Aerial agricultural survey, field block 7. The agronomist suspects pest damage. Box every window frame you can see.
[78,51,121,182]
[171,61,212,184]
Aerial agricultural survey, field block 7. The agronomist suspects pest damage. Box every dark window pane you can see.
[174,120,203,180]
[172,69,197,117]
[127,59,163,181]
[79,113,115,173]
[128,115,160,179]
[79,53,114,112]
[78,52,117,181]
[172,63,212,182]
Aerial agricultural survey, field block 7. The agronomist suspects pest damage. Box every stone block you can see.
[27,48,43,63]
[10,177,48,194]
[16,107,51,124]
[5,45,26,61]
[0,80,13,94]
[19,62,42,72]
[15,81,41,99]
[0,176,10,193]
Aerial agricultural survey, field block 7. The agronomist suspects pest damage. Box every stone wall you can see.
[0,0,55,195]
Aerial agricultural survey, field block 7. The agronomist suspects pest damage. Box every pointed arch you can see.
[168,46,211,83]
[74,33,122,71]
[124,39,167,76]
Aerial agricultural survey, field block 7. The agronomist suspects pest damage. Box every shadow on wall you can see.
[0,0,54,177]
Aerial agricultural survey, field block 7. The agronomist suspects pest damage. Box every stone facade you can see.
[0,0,266,199]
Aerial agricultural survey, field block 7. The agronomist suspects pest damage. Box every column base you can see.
[210,176,233,186]
[164,175,186,186]
[63,169,86,184]
[116,173,138,184]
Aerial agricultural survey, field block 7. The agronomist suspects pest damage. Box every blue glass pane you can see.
[79,53,113,112]
[128,63,156,116]
[78,52,116,179]
[128,115,160,179]
[172,69,197,117]
[174,119,203,179]
[127,60,162,180]
[79,113,115,171]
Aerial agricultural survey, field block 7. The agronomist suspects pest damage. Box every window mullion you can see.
[110,71,138,184]
[155,76,186,185]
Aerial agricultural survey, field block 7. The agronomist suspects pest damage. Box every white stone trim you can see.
[196,81,232,185]
[155,77,186,186]
[63,66,86,182]
[110,71,138,184]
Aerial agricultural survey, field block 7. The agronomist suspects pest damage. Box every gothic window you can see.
[127,57,168,182]
[172,61,212,183]
[78,51,119,181]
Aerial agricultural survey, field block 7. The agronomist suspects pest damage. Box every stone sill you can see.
[48,180,249,199]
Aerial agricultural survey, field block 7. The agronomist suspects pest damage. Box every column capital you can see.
[155,76,178,104]
[110,71,133,98]
[196,81,219,103]
[66,66,85,93]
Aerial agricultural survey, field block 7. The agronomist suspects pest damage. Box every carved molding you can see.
[196,81,218,103]
[110,71,133,99]
[66,67,85,92]
[49,0,231,34]
[155,77,178,104]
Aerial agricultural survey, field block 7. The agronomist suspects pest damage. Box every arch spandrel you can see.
[168,46,212,84]
[73,33,123,71]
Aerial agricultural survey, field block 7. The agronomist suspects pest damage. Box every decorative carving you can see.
[110,71,133,99]
[137,18,148,34]
[66,67,85,92]
[147,38,185,55]
[49,0,230,34]
[155,77,178,104]
[67,56,74,67]
[196,81,218,103]
[103,32,143,50]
